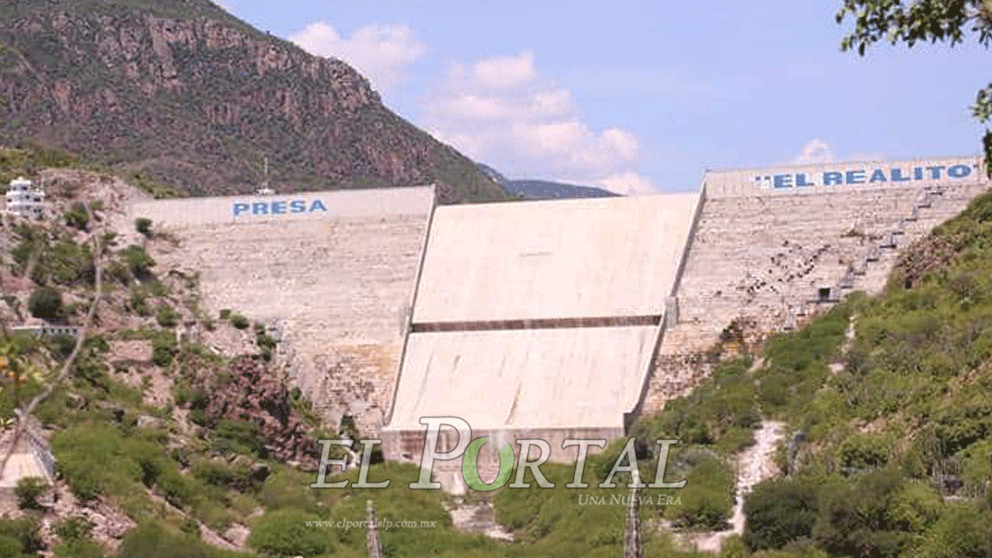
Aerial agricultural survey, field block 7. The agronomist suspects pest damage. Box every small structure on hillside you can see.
[3,177,47,219]
[11,320,81,338]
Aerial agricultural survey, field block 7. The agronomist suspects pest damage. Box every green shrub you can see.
[54,517,93,541]
[14,476,48,510]
[107,261,131,285]
[229,313,249,330]
[118,521,246,558]
[50,424,168,503]
[744,478,818,551]
[0,517,44,555]
[11,238,35,274]
[156,468,194,509]
[46,333,77,360]
[54,538,106,558]
[130,442,166,488]
[191,459,254,491]
[913,504,992,558]
[172,380,193,406]
[188,388,209,410]
[28,285,62,321]
[839,433,891,469]
[813,471,915,558]
[181,518,199,536]
[52,427,123,501]
[128,289,150,316]
[34,239,94,286]
[53,515,104,556]
[74,352,111,390]
[212,419,266,457]
[151,334,177,367]
[664,452,734,529]
[247,509,331,557]
[256,331,276,360]
[155,305,178,328]
[631,358,760,454]
[135,218,152,236]
[0,535,24,558]
[120,245,156,281]
[64,202,89,230]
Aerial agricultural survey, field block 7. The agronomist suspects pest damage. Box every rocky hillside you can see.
[0,0,511,203]
[0,155,343,557]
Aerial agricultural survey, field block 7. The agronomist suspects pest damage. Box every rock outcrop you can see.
[0,0,510,203]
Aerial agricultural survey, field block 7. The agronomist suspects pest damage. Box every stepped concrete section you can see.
[644,157,990,413]
[382,194,702,489]
[130,188,435,435]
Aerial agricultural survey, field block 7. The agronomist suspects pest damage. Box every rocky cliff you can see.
[0,0,510,203]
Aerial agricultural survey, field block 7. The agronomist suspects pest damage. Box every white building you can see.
[4,177,46,218]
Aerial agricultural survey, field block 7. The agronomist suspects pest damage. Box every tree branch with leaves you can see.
[837,0,992,174]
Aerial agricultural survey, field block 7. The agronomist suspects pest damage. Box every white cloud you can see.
[792,139,886,165]
[472,52,537,90]
[792,138,836,164]
[598,172,656,195]
[846,151,887,163]
[290,22,427,92]
[424,52,653,193]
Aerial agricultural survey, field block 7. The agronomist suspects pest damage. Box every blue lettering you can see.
[290,200,307,213]
[796,173,814,187]
[271,201,287,214]
[927,165,945,179]
[914,167,924,180]
[309,199,328,212]
[773,174,792,188]
[948,164,971,178]
[890,168,911,181]
[252,202,268,215]
[233,203,250,217]
[846,170,865,184]
[869,169,887,183]
[823,172,843,185]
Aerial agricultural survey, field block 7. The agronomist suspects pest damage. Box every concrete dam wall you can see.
[128,156,989,488]
[380,194,701,490]
[130,187,435,435]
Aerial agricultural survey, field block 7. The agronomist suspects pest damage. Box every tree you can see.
[836,1,992,175]
[28,285,63,321]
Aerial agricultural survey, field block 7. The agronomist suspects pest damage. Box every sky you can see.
[215,0,992,194]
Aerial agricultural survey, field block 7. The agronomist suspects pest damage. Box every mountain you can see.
[478,163,620,200]
[0,0,511,203]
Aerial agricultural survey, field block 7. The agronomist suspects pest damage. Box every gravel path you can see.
[692,420,785,553]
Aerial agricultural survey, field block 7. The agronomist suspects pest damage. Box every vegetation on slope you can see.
[628,187,992,558]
